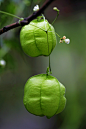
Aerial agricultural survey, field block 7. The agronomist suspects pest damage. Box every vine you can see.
[0,0,55,35]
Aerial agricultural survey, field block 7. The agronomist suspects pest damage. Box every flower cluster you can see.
[59,36,70,44]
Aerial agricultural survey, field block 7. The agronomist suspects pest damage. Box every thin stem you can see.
[55,32,61,38]
[51,8,59,25]
[51,12,59,25]
[30,23,46,32]
[49,55,51,73]
[42,14,47,31]
[46,29,52,74]
[0,10,21,20]
[46,9,59,32]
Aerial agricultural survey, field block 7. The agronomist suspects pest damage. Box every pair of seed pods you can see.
[20,18,66,118]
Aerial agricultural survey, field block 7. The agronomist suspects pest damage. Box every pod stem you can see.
[46,55,52,75]
[49,55,52,74]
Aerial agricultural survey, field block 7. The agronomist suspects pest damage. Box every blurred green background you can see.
[0,0,86,129]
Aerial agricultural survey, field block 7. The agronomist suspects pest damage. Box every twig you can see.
[0,0,55,35]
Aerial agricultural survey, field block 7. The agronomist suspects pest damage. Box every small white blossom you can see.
[33,5,39,12]
[64,38,70,44]
[63,36,66,40]
[0,59,6,67]
[59,39,63,43]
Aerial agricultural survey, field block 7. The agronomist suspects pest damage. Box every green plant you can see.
[0,1,70,118]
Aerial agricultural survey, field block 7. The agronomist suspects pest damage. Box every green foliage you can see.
[0,0,86,128]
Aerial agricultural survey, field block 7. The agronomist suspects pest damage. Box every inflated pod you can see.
[20,19,57,57]
[23,74,66,118]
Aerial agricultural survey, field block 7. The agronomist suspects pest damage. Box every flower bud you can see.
[33,5,39,12]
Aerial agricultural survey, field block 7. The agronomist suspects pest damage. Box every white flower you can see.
[64,38,70,44]
[0,59,6,67]
[59,39,63,43]
[33,5,39,12]
[63,36,66,40]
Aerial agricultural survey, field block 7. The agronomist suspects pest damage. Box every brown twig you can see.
[0,0,55,35]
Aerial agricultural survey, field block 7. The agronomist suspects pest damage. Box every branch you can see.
[0,0,55,35]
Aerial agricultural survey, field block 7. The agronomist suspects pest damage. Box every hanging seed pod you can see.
[20,19,57,57]
[23,74,66,118]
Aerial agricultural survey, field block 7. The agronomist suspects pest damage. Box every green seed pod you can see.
[20,19,57,57]
[23,74,66,118]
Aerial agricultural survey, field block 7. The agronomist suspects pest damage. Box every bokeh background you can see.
[0,0,86,129]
